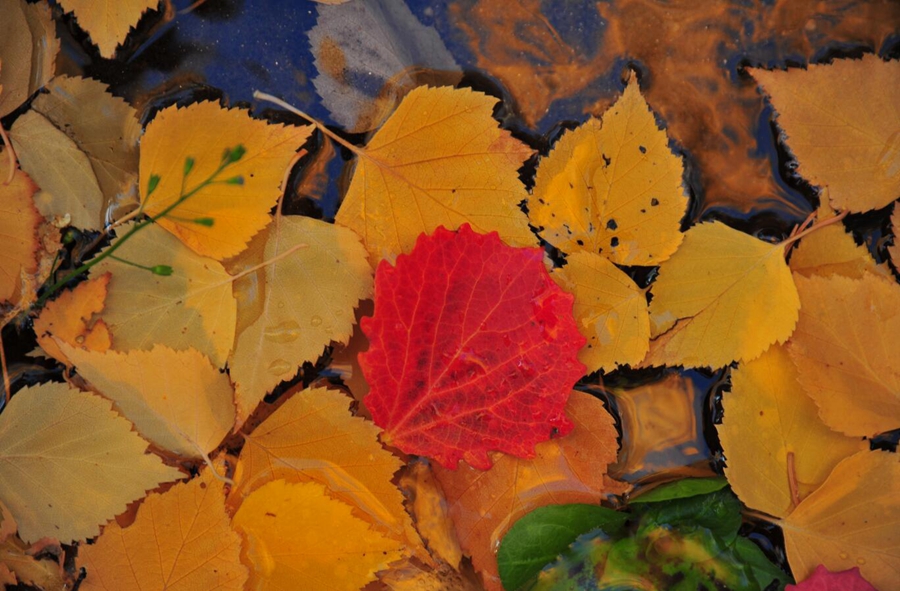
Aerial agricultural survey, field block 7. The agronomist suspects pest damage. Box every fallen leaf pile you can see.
[0,1,898,590]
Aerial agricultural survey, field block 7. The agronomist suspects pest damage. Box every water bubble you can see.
[267,358,292,375]
[264,320,302,343]
[310,315,323,327]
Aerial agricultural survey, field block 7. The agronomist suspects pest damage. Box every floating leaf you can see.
[529,76,688,265]
[644,222,799,368]
[0,156,41,304]
[0,383,181,543]
[361,225,585,470]
[55,0,159,58]
[334,86,537,264]
[33,273,111,364]
[0,0,58,118]
[787,565,877,591]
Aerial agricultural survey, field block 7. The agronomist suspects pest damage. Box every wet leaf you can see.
[0,0,58,118]
[33,273,112,364]
[232,479,405,591]
[788,273,900,437]
[229,216,372,427]
[399,462,462,568]
[0,383,181,543]
[787,565,877,591]
[334,86,537,264]
[140,101,313,260]
[630,477,728,504]
[63,345,235,458]
[751,55,900,213]
[56,0,160,58]
[644,222,799,369]
[0,156,41,304]
[779,450,900,591]
[361,225,585,470]
[529,76,688,266]
[790,206,889,279]
[551,251,649,373]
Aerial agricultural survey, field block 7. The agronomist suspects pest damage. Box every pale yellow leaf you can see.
[779,450,900,590]
[0,383,181,543]
[56,0,159,58]
[140,101,313,260]
[33,273,111,364]
[229,216,372,426]
[719,345,865,519]
[0,155,41,304]
[232,479,405,591]
[552,251,649,373]
[63,344,235,458]
[530,77,687,265]
[334,85,537,264]
[644,222,799,369]
[91,223,237,367]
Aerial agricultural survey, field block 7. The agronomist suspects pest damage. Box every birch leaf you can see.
[0,156,41,304]
[33,273,111,364]
[0,0,58,118]
[55,0,160,58]
[790,207,889,279]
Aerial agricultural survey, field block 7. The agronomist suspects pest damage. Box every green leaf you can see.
[629,477,728,504]
[731,537,791,590]
[637,489,742,543]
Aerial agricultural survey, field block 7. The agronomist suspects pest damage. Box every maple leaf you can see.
[779,450,900,591]
[751,55,900,213]
[0,157,41,304]
[787,273,900,437]
[77,468,247,591]
[787,565,877,591]
[228,216,372,427]
[231,479,406,590]
[33,273,111,364]
[551,251,649,373]
[361,224,585,470]
[63,344,236,458]
[140,101,313,260]
[643,222,799,369]
[334,85,537,265]
[0,0,58,118]
[433,391,622,591]
[55,0,159,58]
[529,75,688,266]
[718,345,865,519]
[0,383,181,543]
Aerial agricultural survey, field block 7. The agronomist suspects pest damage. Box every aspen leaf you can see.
[751,55,900,212]
[718,345,865,519]
[644,222,799,369]
[55,0,159,58]
[229,216,372,427]
[232,479,405,591]
[91,223,237,367]
[361,225,585,470]
[779,451,900,591]
[63,345,235,458]
[77,469,247,591]
[529,77,688,265]
[33,273,112,364]
[0,155,41,304]
[551,251,649,373]
[140,101,313,260]
[334,86,537,264]
[788,273,900,437]
[0,383,181,543]
[790,206,889,280]
[0,0,58,118]
[433,391,621,591]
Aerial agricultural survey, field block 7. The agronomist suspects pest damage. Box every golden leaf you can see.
[399,462,463,569]
[77,468,247,591]
[0,383,181,543]
[790,206,889,280]
[334,85,537,264]
[0,0,58,118]
[779,450,900,590]
[0,156,41,304]
[55,0,159,58]
[552,251,649,373]
[232,479,405,591]
[788,273,900,437]
[718,345,865,519]
[63,344,235,458]
[529,77,687,265]
[644,222,799,369]
[751,55,900,213]
[33,273,111,364]
[229,216,372,426]
[140,101,312,260]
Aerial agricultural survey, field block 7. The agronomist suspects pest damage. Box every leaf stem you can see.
[217,242,308,288]
[742,508,779,524]
[252,91,361,155]
[787,451,800,509]
[780,210,849,251]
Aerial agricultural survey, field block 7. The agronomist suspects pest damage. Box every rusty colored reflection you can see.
[449,0,900,217]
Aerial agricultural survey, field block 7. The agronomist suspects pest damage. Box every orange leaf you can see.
[0,154,41,305]
[33,274,111,364]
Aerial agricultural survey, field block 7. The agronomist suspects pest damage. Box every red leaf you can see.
[361,224,586,470]
[787,565,878,591]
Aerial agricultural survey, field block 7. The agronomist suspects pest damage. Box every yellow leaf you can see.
[90,223,236,367]
[644,222,799,369]
[77,468,247,591]
[788,273,900,437]
[0,535,64,590]
[229,216,372,426]
[0,155,41,304]
[334,85,536,264]
[779,450,900,590]
[790,206,889,279]
[530,77,688,265]
[33,273,111,364]
[55,0,159,58]
[232,479,405,591]
[399,462,463,569]
[751,55,900,212]
[0,0,58,118]
[433,391,622,591]
[552,251,649,372]
[718,345,865,519]
[63,345,235,458]
[140,101,313,260]
[0,383,181,543]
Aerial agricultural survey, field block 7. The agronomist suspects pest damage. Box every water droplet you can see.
[856,558,866,565]
[310,315,323,327]
[264,320,302,343]
[277,301,285,309]
[839,552,849,560]
[516,358,536,378]
[75,335,85,344]
[267,359,292,375]
[334,309,343,317]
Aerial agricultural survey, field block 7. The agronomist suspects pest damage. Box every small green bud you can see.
[184,157,195,177]
[192,217,215,227]
[224,175,244,186]
[146,174,161,196]
[151,265,174,276]
[62,229,78,245]
[222,144,246,164]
